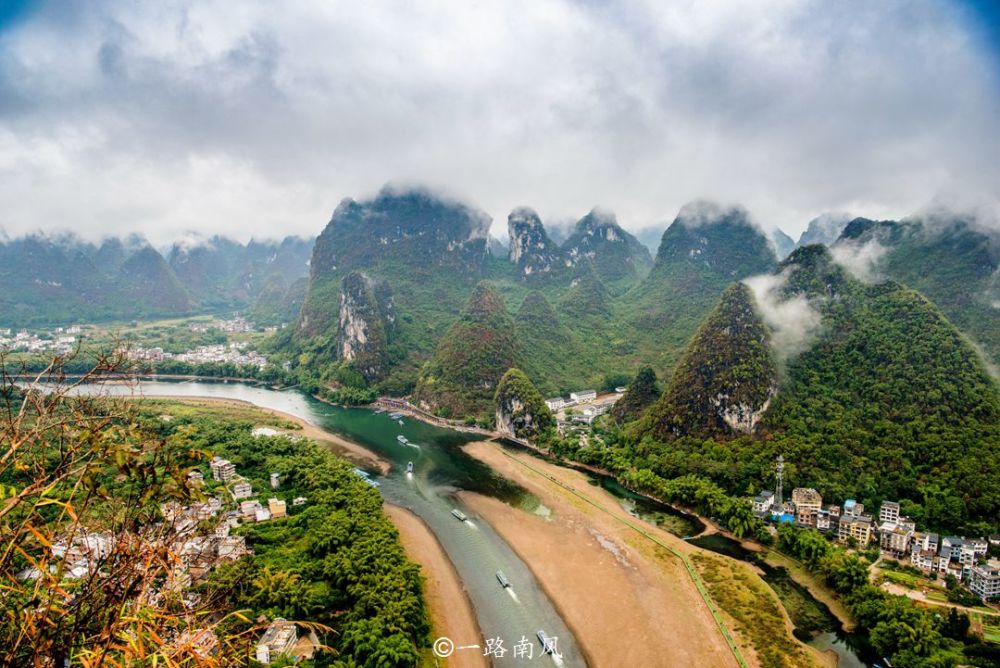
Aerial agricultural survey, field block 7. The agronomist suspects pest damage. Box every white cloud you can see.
[744,271,824,361]
[0,0,998,243]
[830,239,889,284]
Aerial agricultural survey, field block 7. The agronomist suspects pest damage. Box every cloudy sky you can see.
[1,0,998,244]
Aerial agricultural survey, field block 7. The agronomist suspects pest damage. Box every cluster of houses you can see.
[545,389,623,426]
[753,487,1000,601]
[0,325,82,354]
[187,316,255,334]
[125,341,268,369]
[207,456,306,524]
[29,453,317,662]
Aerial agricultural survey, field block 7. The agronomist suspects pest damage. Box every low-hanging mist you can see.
[743,271,824,362]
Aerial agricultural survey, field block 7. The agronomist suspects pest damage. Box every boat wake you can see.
[506,588,519,603]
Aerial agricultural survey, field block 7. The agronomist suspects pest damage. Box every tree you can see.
[0,351,258,666]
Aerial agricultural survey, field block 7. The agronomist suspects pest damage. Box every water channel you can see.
[83,379,873,667]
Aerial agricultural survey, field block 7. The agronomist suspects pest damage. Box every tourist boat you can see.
[451,509,468,522]
[537,630,553,654]
[495,570,510,588]
[406,461,414,474]
[373,409,385,415]
[397,419,404,426]
[388,412,402,419]
[397,435,408,444]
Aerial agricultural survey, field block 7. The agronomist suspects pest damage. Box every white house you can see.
[255,619,298,665]
[544,397,566,411]
[570,390,597,403]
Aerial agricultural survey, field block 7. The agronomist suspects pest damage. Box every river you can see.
[83,379,873,667]
[84,380,582,667]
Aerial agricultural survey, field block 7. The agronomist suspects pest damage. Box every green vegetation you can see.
[777,524,974,667]
[839,216,1000,366]
[640,283,777,439]
[0,233,311,327]
[610,366,659,423]
[589,246,1000,536]
[413,282,519,419]
[494,368,554,439]
[619,204,777,373]
[141,400,431,666]
[692,552,817,668]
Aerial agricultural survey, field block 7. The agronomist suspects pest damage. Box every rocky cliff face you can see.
[507,207,564,278]
[298,187,491,340]
[337,271,395,383]
[494,368,553,439]
[562,208,653,286]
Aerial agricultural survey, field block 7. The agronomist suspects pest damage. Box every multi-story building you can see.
[967,539,989,557]
[544,397,566,411]
[210,457,236,482]
[879,523,913,554]
[878,501,900,524]
[941,536,965,561]
[968,560,1000,601]
[838,515,873,546]
[792,488,823,513]
[569,390,597,403]
[842,499,865,518]
[217,536,249,561]
[959,545,979,567]
[752,491,775,515]
[791,488,822,528]
[240,500,262,519]
[911,549,937,572]
[231,481,253,500]
[268,498,287,519]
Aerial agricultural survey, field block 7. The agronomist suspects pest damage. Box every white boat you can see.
[496,570,510,588]
[406,461,414,474]
[537,630,553,654]
[451,509,468,522]
[397,419,404,426]
[397,435,408,444]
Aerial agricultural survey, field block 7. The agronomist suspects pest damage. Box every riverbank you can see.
[385,505,486,668]
[139,396,391,474]
[460,440,745,667]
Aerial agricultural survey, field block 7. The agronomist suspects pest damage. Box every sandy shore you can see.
[385,505,487,668]
[143,395,391,474]
[460,440,744,668]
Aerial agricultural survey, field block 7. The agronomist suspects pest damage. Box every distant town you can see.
[1,317,278,372]
[753,457,1000,602]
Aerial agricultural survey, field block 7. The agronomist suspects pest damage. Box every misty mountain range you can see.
[0,233,313,326]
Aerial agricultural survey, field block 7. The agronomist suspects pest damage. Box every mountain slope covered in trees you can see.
[0,233,311,326]
[603,245,1000,535]
[834,214,1000,366]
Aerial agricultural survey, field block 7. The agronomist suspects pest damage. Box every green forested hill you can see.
[835,215,1000,366]
[412,282,520,419]
[621,202,777,374]
[641,283,778,439]
[606,245,1000,534]
[0,233,311,326]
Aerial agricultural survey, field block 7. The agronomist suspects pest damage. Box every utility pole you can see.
[774,454,784,512]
